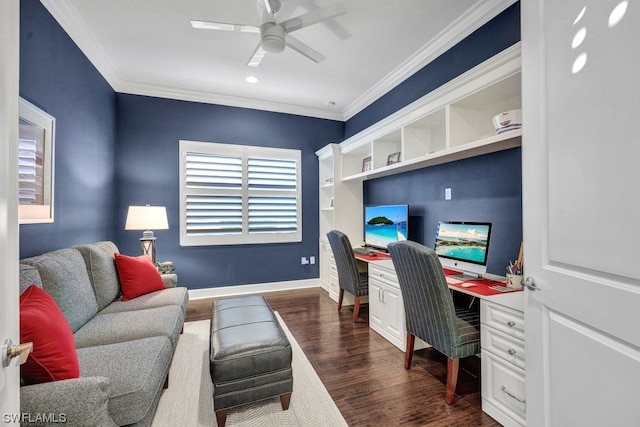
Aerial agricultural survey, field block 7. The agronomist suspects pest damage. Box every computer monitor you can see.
[363,204,409,251]
[434,221,492,278]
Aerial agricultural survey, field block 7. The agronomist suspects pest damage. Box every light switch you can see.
[445,188,452,200]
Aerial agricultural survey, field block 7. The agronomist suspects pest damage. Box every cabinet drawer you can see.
[369,263,398,288]
[481,300,524,340]
[482,326,525,370]
[482,351,526,425]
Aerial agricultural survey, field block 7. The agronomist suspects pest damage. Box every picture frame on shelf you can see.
[387,151,401,165]
[362,156,372,172]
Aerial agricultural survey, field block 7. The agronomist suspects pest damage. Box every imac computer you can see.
[363,204,409,251]
[434,221,492,278]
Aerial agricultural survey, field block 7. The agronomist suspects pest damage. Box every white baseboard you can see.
[188,278,321,300]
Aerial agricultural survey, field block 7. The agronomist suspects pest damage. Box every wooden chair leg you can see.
[445,357,460,405]
[404,332,415,370]
[337,288,344,311]
[215,409,228,427]
[352,296,361,322]
[280,392,292,410]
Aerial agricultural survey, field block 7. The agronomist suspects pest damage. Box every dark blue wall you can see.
[364,148,522,275]
[19,0,117,257]
[115,94,344,288]
[345,2,521,138]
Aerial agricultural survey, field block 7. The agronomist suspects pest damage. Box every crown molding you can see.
[39,0,516,122]
[342,0,519,121]
[116,79,345,121]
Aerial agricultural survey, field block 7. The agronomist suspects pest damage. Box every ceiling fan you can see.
[191,0,347,67]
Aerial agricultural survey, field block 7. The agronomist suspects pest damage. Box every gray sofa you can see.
[19,241,189,427]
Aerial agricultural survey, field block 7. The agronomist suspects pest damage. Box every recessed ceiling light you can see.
[246,76,259,84]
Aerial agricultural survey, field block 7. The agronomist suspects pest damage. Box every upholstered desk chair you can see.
[388,240,480,405]
[326,230,369,322]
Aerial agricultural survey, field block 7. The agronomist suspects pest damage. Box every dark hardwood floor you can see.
[186,288,500,427]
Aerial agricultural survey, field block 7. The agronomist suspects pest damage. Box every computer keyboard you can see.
[353,247,376,256]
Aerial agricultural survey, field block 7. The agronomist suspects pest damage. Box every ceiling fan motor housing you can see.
[260,22,286,53]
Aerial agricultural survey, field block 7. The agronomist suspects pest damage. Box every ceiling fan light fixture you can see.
[260,23,285,53]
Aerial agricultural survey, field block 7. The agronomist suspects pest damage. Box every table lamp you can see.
[125,205,169,264]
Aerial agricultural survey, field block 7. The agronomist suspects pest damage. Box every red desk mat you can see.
[355,252,391,261]
[444,269,520,296]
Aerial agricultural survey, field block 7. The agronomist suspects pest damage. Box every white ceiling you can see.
[40,0,516,121]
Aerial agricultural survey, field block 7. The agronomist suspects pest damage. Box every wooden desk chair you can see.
[326,230,368,322]
[388,240,480,404]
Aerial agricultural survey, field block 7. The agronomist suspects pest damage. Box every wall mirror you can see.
[18,98,55,224]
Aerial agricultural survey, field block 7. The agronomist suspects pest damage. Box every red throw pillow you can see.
[20,284,80,384]
[114,253,166,300]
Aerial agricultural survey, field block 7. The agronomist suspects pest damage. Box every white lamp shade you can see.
[125,206,169,231]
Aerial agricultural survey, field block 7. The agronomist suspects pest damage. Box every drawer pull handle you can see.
[507,321,516,327]
[507,349,517,355]
[501,385,526,404]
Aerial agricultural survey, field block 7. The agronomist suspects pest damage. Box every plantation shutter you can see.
[180,140,301,245]
[247,157,298,234]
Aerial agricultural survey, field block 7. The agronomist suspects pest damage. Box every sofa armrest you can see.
[21,377,117,426]
[161,273,178,288]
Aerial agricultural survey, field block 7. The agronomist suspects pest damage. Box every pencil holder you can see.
[506,273,523,290]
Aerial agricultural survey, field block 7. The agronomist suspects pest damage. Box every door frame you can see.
[0,0,21,418]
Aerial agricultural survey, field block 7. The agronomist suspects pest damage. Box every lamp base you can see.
[140,237,157,264]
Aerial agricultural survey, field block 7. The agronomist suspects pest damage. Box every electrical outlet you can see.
[310,256,316,265]
[301,257,309,265]
[445,187,452,200]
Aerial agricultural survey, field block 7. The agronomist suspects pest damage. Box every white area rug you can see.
[152,313,348,426]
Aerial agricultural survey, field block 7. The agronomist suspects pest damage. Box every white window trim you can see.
[179,140,302,246]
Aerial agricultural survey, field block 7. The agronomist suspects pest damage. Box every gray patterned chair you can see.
[326,230,368,322]
[388,240,480,404]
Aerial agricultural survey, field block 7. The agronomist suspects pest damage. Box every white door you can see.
[522,0,640,425]
[0,0,21,418]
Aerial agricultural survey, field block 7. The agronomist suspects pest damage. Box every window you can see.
[18,98,55,224]
[179,140,302,246]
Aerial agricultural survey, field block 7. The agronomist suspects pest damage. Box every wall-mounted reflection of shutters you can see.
[247,158,298,235]
[180,141,301,246]
[18,138,37,204]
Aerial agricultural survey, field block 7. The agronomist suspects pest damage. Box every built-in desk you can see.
[354,251,525,427]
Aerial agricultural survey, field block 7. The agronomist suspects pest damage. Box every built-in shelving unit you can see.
[339,44,522,183]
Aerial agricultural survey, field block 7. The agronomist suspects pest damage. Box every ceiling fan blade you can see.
[190,20,259,33]
[247,43,268,67]
[281,3,347,33]
[284,34,325,63]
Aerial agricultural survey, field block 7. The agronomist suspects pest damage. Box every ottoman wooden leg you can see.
[280,392,292,410]
[215,409,227,427]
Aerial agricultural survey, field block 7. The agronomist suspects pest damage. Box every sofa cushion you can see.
[20,285,80,384]
[19,264,42,294]
[114,253,166,301]
[22,248,98,332]
[74,241,121,311]
[77,336,172,426]
[98,286,189,316]
[74,305,184,350]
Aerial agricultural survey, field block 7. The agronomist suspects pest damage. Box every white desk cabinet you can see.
[368,261,406,350]
[481,296,526,426]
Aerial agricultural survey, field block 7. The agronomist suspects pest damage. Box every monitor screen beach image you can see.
[435,222,491,265]
[364,205,408,250]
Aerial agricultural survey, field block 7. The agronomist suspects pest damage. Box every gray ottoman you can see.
[209,295,293,427]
